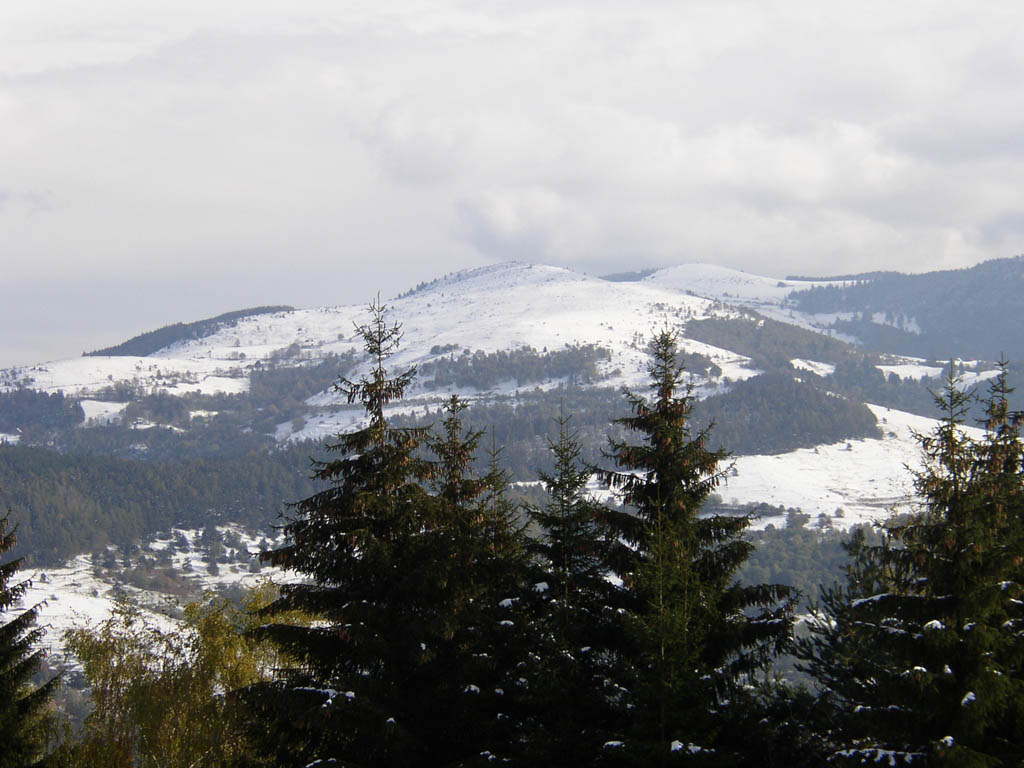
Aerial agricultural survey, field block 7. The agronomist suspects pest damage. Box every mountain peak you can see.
[397,262,592,300]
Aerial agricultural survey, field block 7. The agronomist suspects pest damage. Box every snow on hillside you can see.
[19,526,291,665]
[876,359,1003,388]
[7,355,250,396]
[644,263,814,305]
[642,263,845,308]
[1,262,763,409]
[791,359,835,377]
[642,263,866,342]
[877,361,944,381]
[725,404,984,529]
[79,399,129,424]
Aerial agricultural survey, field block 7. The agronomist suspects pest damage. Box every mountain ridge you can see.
[2,257,1018,544]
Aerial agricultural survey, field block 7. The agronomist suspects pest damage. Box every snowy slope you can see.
[643,263,824,306]
[2,260,988,536]
[19,526,291,665]
[2,262,760,404]
[726,404,984,529]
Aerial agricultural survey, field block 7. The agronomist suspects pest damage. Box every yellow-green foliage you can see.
[60,582,302,768]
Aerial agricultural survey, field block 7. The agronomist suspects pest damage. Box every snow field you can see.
[19,525,292,667]
[726,404,984,530]
[2,263,763,405]
[79,400,129,424]
[790,359,836,377]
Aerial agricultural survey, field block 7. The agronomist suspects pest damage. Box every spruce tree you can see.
[471,432,537,762]
[243,299,465,767]
[421,394,532,763]
[798,366,1024,765]
[522,410,635,765]
[598,329,795,764]
[0,508,59,768]
[243,304,535,767]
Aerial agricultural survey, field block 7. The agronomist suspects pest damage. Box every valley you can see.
[2,258,1019,660]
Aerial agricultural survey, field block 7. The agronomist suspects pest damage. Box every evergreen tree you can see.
[598,329,795,765]
[421,394,531,763]
[242,301,514,767]
[522,410,635,765]
[470,432,537,762]
[0,508,59,768]
[479,433,528,571]
[798,366,1024,765]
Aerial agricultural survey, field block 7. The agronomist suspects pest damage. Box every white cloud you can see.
[3,1,1024,365]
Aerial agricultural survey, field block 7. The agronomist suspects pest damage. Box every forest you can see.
[3,300,1023,767]
[786,255,1024,361]
[83,306,294,358]
[0,324,890,566]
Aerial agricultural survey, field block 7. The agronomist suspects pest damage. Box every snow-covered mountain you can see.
[7,260,1008,656]
[7,262,769,398]
[2,261,994,533]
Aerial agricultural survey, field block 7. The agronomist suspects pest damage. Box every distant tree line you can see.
[787,255,1024,361]
[0,444,316,564]
[684,313,1019,419]
[418,344,613,390]
[84,306,294,357]
[0,390,84,437]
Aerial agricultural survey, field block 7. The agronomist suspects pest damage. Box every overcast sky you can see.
[3,1,1024,368]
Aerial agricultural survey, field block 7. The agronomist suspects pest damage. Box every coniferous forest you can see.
[3,299,1024,767]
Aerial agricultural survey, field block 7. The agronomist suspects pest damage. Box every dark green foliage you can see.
[122,392,190,428]
[84,306,293,357]
[248,351,359,407]
[698,372,880,454]
[827,356,937,415]
[598,330,796,763]
[0,390,84,436]
[685,315,856,371]
[685,313,955,418]
[788,255,1024,361]
[418,344,612,390]
[427,397,536,762]
[797,366,1024,765]
[522,412,636,764]
[738,517,883,611]
[244,301,523,767]
[0,509,59,768]
[390,373,883,481]
[391,385,629,480]
[0,445,314,565]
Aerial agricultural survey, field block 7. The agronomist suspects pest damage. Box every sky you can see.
[3,1,1024,368]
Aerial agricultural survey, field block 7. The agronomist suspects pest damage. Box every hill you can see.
[2,258,1020,567]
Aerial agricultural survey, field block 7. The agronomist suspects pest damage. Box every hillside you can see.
[1,259,1017,569]
[787,255,1024,360]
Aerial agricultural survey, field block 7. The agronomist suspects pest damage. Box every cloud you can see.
[3,1,1024,365]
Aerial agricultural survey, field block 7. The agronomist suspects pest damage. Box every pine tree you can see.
[522,409,636,765]
[421,394,531,763]
[243,298,459,767]
[470,432,536,762]
[598,329,795,764]
[0,508,59,768]
[243,303,535,767]
[798,366,1024,765]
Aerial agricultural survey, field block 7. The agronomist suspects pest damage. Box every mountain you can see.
[5,258,1019,665]
[786,255,1024,361]
[0,259,1017,566]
